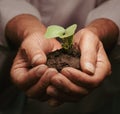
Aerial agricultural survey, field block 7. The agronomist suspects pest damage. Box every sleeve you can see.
[86,0,120,45]
[0,0,41,30]
[0,0,41,46]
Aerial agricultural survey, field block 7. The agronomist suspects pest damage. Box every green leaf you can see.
[60,24,77,38]
[44,24,77,50]
[44,25,65,39]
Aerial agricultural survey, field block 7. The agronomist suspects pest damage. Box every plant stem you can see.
[62,35,73,50]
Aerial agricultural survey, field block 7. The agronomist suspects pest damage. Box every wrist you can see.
[85,18,119,52]
[5,14,46,48]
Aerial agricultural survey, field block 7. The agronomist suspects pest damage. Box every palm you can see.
[10,33,61,100]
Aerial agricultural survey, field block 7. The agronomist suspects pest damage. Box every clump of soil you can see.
[46,47,81,72]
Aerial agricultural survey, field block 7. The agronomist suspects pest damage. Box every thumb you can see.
[21,40,47,66]
[79,35,98,75]
[31,50,47,66]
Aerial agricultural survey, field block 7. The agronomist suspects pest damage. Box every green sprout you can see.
[45,24,77,50]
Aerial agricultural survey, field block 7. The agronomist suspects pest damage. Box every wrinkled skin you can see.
[46,28,111,104]
[11,32,61,101]
[11,28,111,105]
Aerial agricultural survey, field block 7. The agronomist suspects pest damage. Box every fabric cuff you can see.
[0,0,41,47]
[0,0,41,30]
[85,0,120,45]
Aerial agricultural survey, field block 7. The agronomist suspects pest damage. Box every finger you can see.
[50,39,62,51]
[62,68,96,88]
[47,85,85,102]
[74,30,99,74]
[80,35,98,74]
[26,68,58,100]
[50,73,89,96]
[62,54,111,88]
[21,35,61,66]
[21,43,47,67]
[11,62,48,90]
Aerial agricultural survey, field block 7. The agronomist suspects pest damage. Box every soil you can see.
[46,47,81,72]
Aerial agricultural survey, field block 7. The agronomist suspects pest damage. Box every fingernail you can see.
[84,62,95,74]
[32,54,43,65]
[36,65,48,77]
[47,86,58,96]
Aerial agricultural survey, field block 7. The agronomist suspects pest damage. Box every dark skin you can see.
[5,14,118,106]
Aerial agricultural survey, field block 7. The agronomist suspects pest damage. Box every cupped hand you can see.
[46,28,111,102]
[10,32,61,101]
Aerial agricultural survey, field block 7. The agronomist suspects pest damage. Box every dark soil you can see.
[46,47,81,72]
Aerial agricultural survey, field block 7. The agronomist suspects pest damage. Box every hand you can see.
[46,28,111,103]
[10,32,61,101]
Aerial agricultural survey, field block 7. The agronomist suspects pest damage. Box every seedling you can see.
[45,24,77,50]
[45,24,80,71]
